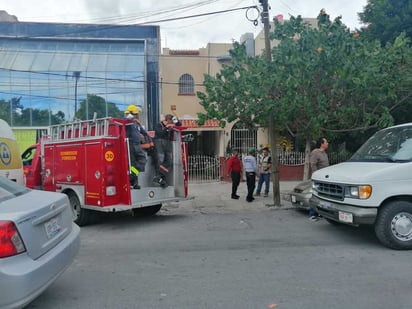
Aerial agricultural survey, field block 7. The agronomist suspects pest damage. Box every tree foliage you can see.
[198,11,412,137]
[197,44,276,129]
[197,9,412,181]
[359,0,412,45]
[0,97,65,126]
[270,12,412,138]
[75,94,123,120]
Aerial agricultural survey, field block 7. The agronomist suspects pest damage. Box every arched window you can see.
[178,74,194,95]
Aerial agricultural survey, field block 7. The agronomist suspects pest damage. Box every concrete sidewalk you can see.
[172,181,301,213]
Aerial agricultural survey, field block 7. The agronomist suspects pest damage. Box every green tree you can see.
[16,108,65,126]
[0,98,65,126]
[198,10,412,203]
[197,43,291,205]
[270,13,412,178]
[359,0,412,45]
[76,94,123,120]
[0,99,12,124]
[0,97,23,125]
[197,45,273,129]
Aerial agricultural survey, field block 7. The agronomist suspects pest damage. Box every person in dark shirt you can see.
[124,105,147,189]
[309,137,329,221]
[153,114,181,186]
[227,149,242,199]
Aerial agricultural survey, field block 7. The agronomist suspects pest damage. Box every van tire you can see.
[69,192,92,226]
[132,204,162,217]
[374,201,412,250]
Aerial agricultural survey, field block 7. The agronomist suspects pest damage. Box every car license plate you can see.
[291,195,296,203]
[339,211,353,223]
[44,217,61,239]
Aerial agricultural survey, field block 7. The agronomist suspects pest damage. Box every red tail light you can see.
[105,164,116,196]
[0,221,26,258]
[106,164,115,186]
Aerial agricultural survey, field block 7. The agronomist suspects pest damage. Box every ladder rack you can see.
[48,118,120,141]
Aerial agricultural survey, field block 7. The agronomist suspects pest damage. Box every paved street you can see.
[27,181,412,309]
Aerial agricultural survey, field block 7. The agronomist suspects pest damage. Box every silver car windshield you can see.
[350,126,412,162]
[0,176,30,202]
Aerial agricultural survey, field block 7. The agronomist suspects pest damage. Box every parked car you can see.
[290,180,312,210]
[0,176,80,309]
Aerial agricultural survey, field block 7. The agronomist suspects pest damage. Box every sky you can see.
[2,0,369,50]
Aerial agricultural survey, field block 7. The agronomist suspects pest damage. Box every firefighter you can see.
[124,104,147,189]
[154,114,181,187]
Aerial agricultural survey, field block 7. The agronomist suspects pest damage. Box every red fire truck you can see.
[21,117,191,226]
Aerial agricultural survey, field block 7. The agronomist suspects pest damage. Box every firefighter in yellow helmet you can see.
[124,104,140,116]
[124,104,146,189]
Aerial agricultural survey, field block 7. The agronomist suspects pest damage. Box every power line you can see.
[8,5,259,40]
[0,67,207,88]
[138,5,258,25]
[49,1,222,25]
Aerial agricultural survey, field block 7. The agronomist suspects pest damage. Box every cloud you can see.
[2,0,368,49]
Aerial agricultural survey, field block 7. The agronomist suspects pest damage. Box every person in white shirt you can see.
[243,148,258,202]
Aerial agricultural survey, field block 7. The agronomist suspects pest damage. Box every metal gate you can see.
[188,155,221,183]
[231,128,257,155]
[187,128,257,183]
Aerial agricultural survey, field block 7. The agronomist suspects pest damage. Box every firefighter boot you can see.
[153,174,167,188]
[159,176,167,188]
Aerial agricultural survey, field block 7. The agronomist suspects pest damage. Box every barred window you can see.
[178,73,194,95]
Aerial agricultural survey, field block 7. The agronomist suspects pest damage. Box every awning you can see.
[180,119,223,131]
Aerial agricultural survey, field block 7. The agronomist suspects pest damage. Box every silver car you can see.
[0,177,80,309]
[290,180,312,210]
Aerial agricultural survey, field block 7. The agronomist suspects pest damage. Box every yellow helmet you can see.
[124,104,140,115]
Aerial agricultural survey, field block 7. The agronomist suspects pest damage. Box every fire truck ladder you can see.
[49,118,113,141]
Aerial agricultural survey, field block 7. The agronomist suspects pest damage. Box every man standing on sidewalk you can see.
[243,148,258,203]
[227,149,242,199]
[255,147,272,197]
[309,137,329,221]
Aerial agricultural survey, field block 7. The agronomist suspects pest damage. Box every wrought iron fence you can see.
[187,151,352,183]
[328,151,353,165]
[278,151,306,165]
[277,150,353,165]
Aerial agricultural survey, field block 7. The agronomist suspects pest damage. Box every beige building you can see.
[161,44,236,156]
[160,33,265,157]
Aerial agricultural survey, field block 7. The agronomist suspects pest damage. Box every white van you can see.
[310,123,412,250]
[0,119,24,184]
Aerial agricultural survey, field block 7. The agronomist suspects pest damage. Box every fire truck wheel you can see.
[132,204,162,217]
[69,192,92,226]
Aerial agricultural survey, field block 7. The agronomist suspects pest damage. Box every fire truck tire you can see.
[132,204,162,216]
[69,192,92,226]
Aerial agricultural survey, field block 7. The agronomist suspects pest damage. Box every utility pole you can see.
[73,71,81,118]
[259,0,281,206]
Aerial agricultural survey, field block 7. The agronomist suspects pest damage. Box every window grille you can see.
[230,128,257,156]
[178,74,194,94]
